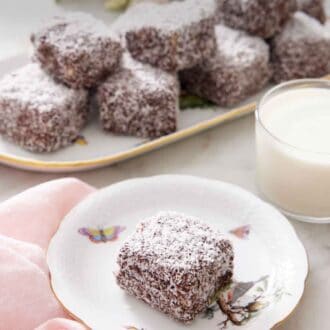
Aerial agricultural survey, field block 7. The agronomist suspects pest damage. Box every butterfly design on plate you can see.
[78,225,125,243]
[229,225,251,240]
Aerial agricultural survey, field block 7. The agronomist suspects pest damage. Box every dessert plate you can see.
[48,175,308,330]
[0,54,257,173]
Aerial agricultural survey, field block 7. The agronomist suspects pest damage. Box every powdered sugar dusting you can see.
[112,0,216,32]
[97,53,179,138]
[125,211,231,269]
[237,0,257,10]
[279,11,330,42]
[214,24,269,66]
[34,12,118,54]
[116,211,233,323]
[122,53,177,92]
[32,12,123,89]
[180,23,271,106]
[0,63,88,152]
[116,212,234,323]
[215,0,297,38]
[0,63,83,112]
[271,11,330,82]
[296,0,326,23]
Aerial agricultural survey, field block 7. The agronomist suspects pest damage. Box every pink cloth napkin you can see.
[0,178,96,330]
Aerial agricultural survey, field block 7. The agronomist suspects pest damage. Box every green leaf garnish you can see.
[104,0,130,11]
[180,94,214,110]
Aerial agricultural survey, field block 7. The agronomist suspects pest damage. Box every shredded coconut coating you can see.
[297,0,326,23]
[97,53,179,138]
[271,12,330,83]
[215,0,297,38]
[0,63,88,152]
[116,211,234,323]
[31,12,123,89]
[111,0,217,71]
[112,0,216,31]
[180,25,271,107]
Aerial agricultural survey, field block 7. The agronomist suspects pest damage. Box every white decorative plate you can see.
[48,175,308,330]
[0,54,258,173]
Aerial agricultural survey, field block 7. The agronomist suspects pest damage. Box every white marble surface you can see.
[0,1,329,329]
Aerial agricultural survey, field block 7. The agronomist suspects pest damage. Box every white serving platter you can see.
[0,54,259,172]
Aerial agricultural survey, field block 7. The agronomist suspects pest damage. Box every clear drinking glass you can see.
[256,79,330,223]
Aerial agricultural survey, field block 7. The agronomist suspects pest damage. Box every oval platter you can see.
[0,54,257,173]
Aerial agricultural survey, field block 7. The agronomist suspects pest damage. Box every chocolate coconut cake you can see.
[116,211,234,323]
[180,25,271,107]
[215,0,297,38]
[0,63,88,152]
[111,0,216,72]
[297,0,326,23]
[97,54,179,138]
[31,12,123,89]
[271,12,330,83]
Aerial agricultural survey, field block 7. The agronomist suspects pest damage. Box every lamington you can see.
[297,0,326,23]
[215,0,297,38]
[271,12,330,83]
[111,0,217,72]
[31,12,123,89]
[0,63,88,152]
[116,212,234,323]
[97,54,179,138]
[180,25,271,107]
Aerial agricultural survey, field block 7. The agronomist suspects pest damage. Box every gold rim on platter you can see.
[2,74,330,172]
[0,102,256,171]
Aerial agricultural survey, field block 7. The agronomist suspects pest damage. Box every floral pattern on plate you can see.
[125,275,290,330]
[121,225,289,329]
[78,225,125,243]
[48,176,308,330]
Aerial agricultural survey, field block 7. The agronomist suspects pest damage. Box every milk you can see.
[256,83,330,220]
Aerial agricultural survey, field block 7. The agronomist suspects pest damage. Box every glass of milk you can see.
[256,79,330,223]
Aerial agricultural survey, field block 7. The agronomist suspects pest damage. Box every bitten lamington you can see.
[111,0,216,72]
[116,212,234,323]
[180,25,271,107]
[97,54,179,138]
[0,63,88,152]
[271,12,330,83]
[215,0,297,38]
[31,12,123,89]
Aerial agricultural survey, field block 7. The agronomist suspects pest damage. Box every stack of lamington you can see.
[0,0,329,153]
